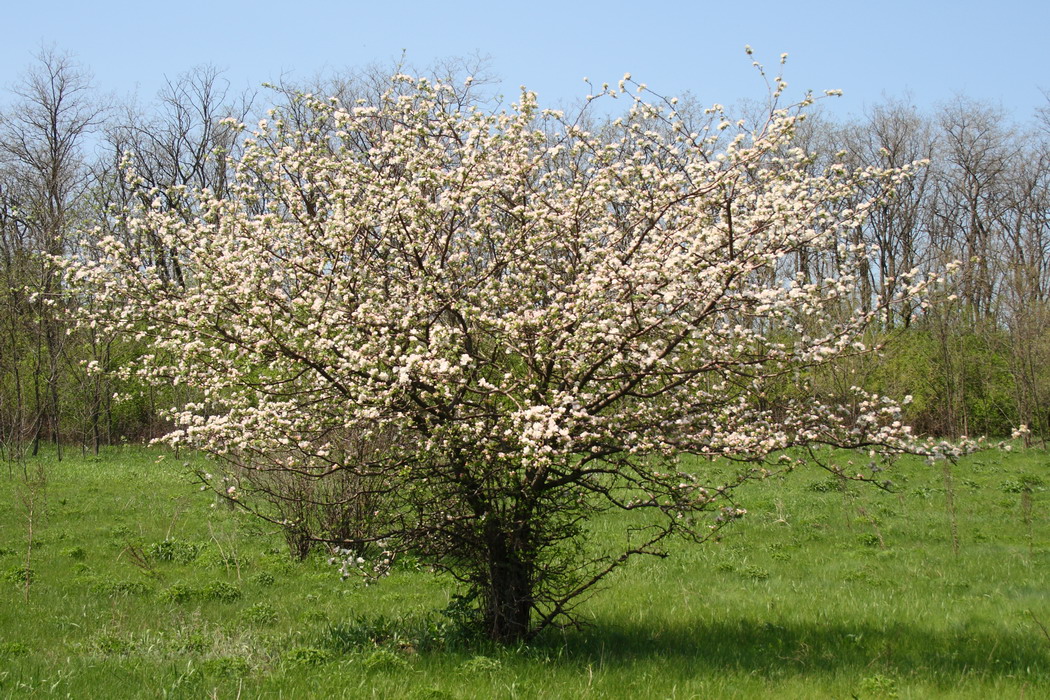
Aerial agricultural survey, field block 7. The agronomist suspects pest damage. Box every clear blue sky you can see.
[3,0,1048,122]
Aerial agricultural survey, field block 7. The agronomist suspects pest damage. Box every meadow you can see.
[0,446,1046,698]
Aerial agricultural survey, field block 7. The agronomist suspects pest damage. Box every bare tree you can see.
[994,128,1050,441]
[0,48,105,458]
[841,98,937,327]
[102,65,251,285]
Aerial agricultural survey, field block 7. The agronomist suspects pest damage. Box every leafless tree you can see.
[0,48,105,458]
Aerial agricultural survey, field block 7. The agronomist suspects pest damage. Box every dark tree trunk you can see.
[482,518,534,643]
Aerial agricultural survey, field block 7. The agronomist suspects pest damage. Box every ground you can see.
[0,446,1047,698]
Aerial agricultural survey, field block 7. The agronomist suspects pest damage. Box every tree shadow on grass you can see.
[533,616,1050,680]
[320,608,1049,684]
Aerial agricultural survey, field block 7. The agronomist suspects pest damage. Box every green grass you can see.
[0,446,1047,698]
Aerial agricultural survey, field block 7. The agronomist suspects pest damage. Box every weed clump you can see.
[242,602,279,624]
[3,566,32,584]
[146,538,206,563]
[201,581,241,602]
[284,646,332,666]
[90,579,152,596]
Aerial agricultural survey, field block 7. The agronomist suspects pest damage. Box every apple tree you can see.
[69,72,937,642]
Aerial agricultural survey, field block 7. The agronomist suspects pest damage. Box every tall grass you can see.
[0,445,1046,698]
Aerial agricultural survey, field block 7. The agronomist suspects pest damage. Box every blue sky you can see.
[3,0,1048,121]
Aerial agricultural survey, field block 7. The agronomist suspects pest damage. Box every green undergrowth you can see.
[0,445,1047,698]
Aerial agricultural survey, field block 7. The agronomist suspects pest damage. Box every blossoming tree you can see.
[70,73,935,642]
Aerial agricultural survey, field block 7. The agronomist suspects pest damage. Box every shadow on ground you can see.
[531,616,1049,679]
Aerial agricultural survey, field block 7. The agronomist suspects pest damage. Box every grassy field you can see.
[0,446,1047,698]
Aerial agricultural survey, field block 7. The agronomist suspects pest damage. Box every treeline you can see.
[0,49,1047,457]
[798,94,1050,441]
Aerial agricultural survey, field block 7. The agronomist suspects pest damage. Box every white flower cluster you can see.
[329,546,395,581]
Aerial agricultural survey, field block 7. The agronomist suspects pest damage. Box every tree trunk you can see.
[482,518,534,643]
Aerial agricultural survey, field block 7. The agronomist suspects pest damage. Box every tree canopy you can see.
[69,74,954,642]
